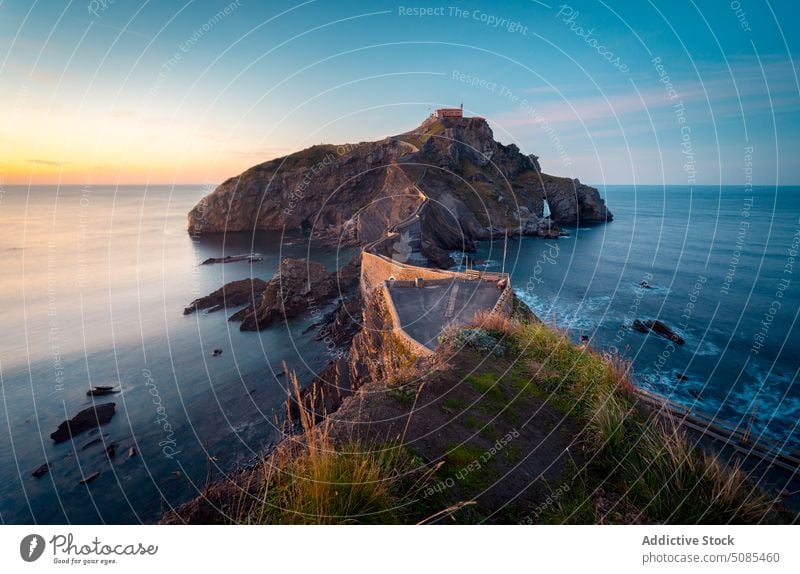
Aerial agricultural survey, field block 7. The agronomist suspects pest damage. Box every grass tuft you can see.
[234,372,434,524]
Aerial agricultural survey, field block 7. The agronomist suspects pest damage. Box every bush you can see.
[439,327,505,356]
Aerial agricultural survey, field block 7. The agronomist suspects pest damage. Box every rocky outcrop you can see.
[285,289,414,423]
[234,259,338,331]
[188,116,611,255]
[183,278,267,315]
[32,463,50,478]
[632,319,685,345]
[543,177,612,224]
[50,403,116,443]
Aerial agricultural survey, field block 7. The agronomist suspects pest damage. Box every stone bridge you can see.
[361,190,513,357]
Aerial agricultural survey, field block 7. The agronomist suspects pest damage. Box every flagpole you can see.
[501,229,508,276]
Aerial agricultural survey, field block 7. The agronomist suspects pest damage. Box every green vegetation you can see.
[507,320,779,524]
[397,119,446,149]
[232,305,783,524]
[272,144,338,171]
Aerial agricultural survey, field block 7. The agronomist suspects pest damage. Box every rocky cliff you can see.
[188,116,612,254]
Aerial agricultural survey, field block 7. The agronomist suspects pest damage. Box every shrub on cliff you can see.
[439,327,506,357]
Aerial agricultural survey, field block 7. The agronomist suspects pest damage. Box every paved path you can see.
[387,279,502,350]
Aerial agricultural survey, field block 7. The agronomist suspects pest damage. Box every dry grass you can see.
[233,372,434,524]
[468,309,522,336]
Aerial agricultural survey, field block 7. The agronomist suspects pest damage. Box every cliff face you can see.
[285,287,415,421]
[233,258,337,331]
[188,116,612,250]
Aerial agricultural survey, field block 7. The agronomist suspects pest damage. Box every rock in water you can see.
[649,320,685,345]
[235,258,338,331]
[201,253,263,265]
[50,403,116,443]
[79,471,100,484]
[184,278,267,315]
[186,116,611,249]
[87,386,118,396]
[32,463,51,478]
[631,319,685,345]
[543,178,613,224]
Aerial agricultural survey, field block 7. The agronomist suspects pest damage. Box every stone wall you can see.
[380,286,434,357]
[360,251,461,294]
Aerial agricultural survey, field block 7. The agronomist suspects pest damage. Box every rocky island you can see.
[188,115,612,260]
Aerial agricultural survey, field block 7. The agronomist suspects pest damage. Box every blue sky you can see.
[1,0,798,184]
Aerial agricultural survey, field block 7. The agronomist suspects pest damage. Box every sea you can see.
[0,184,797,523]
[0,185,353,524]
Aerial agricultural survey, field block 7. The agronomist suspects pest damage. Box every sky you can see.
[0,0,798,185]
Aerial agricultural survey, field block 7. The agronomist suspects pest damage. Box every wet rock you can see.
[632,320,685,345]
[50,403,116,443]
[184,278,267,315]
[79,471,100,484]
[32,463,51,478]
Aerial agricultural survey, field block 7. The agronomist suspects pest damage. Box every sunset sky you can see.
[1,0,798,185]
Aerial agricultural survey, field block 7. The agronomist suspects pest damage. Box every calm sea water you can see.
[464,185,799,456]
[0,184,797,524]
[0,185,353,524]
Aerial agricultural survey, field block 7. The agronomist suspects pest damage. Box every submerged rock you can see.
[80,437,104,451]
[50,403,116,443]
